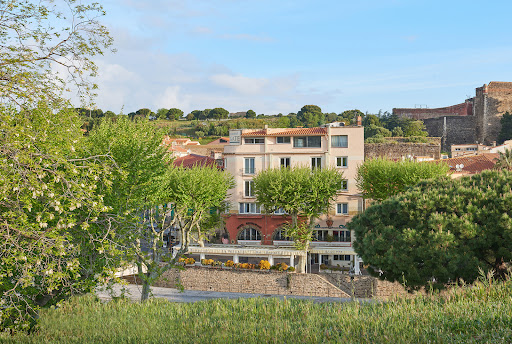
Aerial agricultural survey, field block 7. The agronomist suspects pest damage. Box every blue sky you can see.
[92,0,512,116]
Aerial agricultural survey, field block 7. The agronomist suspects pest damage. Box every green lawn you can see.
[3,276,512,343]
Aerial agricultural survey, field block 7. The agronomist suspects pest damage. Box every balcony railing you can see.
[240,168,256,175]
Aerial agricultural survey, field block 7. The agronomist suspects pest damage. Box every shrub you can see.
[287,266,296,272]
[201,259,214,266]
[320,264,328,270]
[259,260,271,270]
[224,260,234,267]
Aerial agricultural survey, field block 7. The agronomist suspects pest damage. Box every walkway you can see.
[96,283,361,304]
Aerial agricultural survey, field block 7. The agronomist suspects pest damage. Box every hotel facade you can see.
[216,122,365,272]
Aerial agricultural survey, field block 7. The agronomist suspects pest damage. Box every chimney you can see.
[492,141,496,147]
[356,116,362,126]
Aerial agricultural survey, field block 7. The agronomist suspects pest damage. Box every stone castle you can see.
[393,82,512,151]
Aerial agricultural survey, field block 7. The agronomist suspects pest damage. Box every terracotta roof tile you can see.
[431,153,499,174]
[241,127,327,137]
[173,154,220,169]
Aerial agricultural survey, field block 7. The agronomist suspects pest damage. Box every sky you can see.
[91,0,512,116]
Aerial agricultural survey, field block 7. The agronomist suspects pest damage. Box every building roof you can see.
[241,127,327,137]
[206,137,230,145]
[173,154,220,169]
[432,153,499,174]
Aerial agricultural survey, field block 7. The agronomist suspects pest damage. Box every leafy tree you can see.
[131,166,234,301]
[498,111,512,144]
[253,167,341,272]
[0,0,113,107]
[402,119,427,137]
[297,105,323,127]
[494,148,512,171]
[392,126,404,137]
[0,105,118,330]
[186,112,197,121]
[0,0,115,331]
[364,124,392,139]
[362,114,381,127]
[156,108,169,120]
[246,109,256,118]
[339,109,364,125]
[349,170,512,290]
[209,108,229,120]
[167,108,184,121]
[104,110,117,118]
[356,158,450,201]
[134,108,154,120]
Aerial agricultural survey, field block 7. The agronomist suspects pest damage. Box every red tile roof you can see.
[432,153,499,174]
[206,137,230,145]
[173,154,220,169]
[241,127,327,137]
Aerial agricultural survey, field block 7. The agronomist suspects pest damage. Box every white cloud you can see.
[210,74,269,95]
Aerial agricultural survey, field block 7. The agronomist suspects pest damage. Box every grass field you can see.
[3,274,512,343]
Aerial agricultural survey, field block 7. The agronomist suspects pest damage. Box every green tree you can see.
[362,114,381,127]
[246,109,256,118]
[209,107,229,120]
[402,119,428,137]
[134,108,154,120]
[498,111,512,144]
[0,0,113,107]
[167,108,184,121]
[494,148,512,171]
[349,170,512,290]
[253,167,341,272]
[0,105,118,330]
[156,108,169,120]
[392,126,404,137]
[356,158,449,201]
[297,105,323,127]
[339,109,364,125]
[364,124,392,139]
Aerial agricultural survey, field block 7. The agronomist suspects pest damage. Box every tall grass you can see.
[3,274,512,343]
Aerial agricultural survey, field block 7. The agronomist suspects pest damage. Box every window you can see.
[293,136,321,148]
[273,227,292,241]
[454,148,461,151]
[274,207,286,214]
[238,227,261,241]
[333,230,351,242]
[244,137,264,144]
[466,147,477,151]
[334,255,351,261]
[239,203,261,214]
[280,157,290,168]
[244,180,254,197]
[337,203,349,215]
[276,136,291,144]
[311,157,322,170]
[340,179,348,191]
[244,158,255,174]
[314,230,328,241]
[336,156,348,168]
[331,135,348,148]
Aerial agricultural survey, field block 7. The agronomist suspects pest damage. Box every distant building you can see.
[430,153,498,178]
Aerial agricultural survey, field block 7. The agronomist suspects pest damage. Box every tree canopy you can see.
[348,170,512,290]
[498,111,512,144]
[356,158,450,201]
[253,166,341,272]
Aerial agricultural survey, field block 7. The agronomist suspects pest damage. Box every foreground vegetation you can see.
[3,274,512,343]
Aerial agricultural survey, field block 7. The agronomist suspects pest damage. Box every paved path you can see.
[96,284,362,304]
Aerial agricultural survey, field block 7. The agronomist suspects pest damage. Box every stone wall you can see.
[364,140,441,160]
[320,273,409,299]
[131,267,350,298]
[393,101,472,120]
[423,116,476,151]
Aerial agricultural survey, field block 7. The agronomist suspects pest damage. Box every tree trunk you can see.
[297,255,307,273]
[141,278,151,302]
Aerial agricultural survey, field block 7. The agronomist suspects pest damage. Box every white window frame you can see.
[244,137,264,144]
[244,157,255,174]
[340,179,348,191]
[311,157,322,170]
[239,203,261,214]
[244,180,254,197]
[337,203,349,215]
[280,157,290,169]
[336,156,348,168]
[331,135,348,148]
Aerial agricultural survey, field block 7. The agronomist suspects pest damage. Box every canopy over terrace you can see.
[172,244,306,267]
